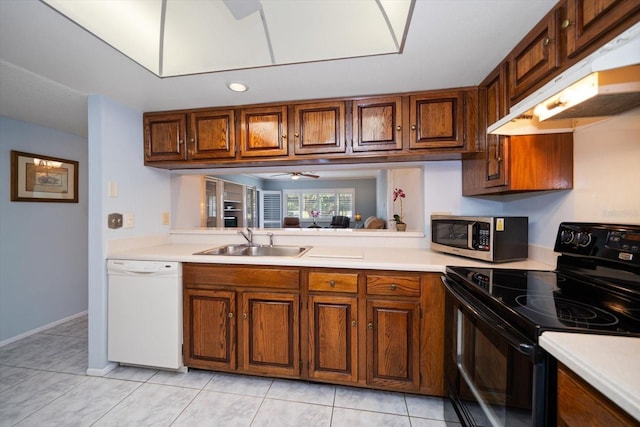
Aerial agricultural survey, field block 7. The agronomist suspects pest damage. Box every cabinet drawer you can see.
[184,264,300,289]
[366,275,420,296]
[309,272,358,293]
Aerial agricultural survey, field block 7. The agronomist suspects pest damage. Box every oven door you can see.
[442,276,547,427]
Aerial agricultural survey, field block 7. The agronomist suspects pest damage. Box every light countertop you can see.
[540,332,640,421]
[107,243,553,273]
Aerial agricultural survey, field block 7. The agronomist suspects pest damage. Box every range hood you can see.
[489,22,640,136]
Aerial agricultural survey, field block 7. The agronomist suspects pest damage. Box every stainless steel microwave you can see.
[431,215,528,262]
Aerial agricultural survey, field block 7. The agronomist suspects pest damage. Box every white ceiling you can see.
[0,0,557,138]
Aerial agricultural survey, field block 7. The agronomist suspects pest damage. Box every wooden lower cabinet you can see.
[557,363,637,426]
[366,299,420,391]
[183,288,236,370]
[308,294,358,383]
[183,264,445,396]
[242,291,299,376]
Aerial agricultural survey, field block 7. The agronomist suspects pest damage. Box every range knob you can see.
[575,232,592,247]
[560,230,574,244]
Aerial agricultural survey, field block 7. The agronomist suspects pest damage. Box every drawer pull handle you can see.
[367,322,373,329]
[243,313,247,319]
[329,280,336,287]
[390,284,397,291]
[352,320,357,327]
[228,312,233,318]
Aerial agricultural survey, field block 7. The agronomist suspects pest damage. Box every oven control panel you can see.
[554,222,640,265]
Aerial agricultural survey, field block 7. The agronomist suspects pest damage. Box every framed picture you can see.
[10,151,79,203]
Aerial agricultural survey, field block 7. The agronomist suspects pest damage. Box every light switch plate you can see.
[123,212,135,229]
[108,213,123,229]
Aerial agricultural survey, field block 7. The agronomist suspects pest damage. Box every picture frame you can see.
[10,150,79,203]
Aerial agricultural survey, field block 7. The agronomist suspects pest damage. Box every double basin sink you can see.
[194,244,311,258]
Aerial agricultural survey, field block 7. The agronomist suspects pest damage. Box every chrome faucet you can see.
[238,228,253,245]
[267,232,274,247]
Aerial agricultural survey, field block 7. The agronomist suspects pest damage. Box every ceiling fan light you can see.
[227,81,248,92]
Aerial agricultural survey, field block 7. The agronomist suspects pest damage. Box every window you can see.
[283,188,355,221]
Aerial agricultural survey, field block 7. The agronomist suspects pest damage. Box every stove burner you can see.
[515,295,620,327]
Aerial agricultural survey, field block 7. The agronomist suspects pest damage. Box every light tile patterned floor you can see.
[0,316,461,426]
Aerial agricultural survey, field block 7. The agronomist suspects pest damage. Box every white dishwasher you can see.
[108,260,184,370]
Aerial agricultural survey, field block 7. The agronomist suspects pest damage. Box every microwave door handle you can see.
[467,222,475,249]
[441,276,536,358]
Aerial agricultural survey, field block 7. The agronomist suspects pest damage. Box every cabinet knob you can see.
[352,320,357,327]
[367,322,373,329]
[243,313,247,319]
[561,19,572,30]
[411,125,416,130]
[390,283,397,291]
[329,280,336,287]
[543,37,552,47]
[396,125,402,131]
[282,134,287,139]
[294,132,299,138]
[228,312,233,318]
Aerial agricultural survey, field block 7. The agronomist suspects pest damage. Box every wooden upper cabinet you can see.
[565,0,640,58]
[239,105,288,158]
[483,63,509,188]
[509,7,562,103]
[144,113,187,162]
[189,110,236,160]
[293,101,346,154]
[409,91,465,149]
[352,96,403,152]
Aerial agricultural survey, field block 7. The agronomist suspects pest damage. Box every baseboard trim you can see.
[0,310,88,347]
[86,362,118,377]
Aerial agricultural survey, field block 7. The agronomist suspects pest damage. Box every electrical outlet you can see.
[108,213,123,229]
[123,212,135,229]
[162,212,170,225]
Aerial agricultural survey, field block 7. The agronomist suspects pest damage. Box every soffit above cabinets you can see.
[42,0,415,77]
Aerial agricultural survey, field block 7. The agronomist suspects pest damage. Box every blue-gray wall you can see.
[0,116,88,342]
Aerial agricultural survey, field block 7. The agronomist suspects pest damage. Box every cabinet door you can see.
[483,64,509,188]
[189,110,236,159]
[239,106,288,157]
[241,291,300,376]
[183,289,236,370]
[566,0,640,58]
[366,299,420,391]
[352,96,403,152]
[508,8,561,102]
[557,363,637,426]
[293,102,346,154]
[409,91,465,149]
[308,295,358,383]
[144,113,187,162]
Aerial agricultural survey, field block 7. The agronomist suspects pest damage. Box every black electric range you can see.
[442,222,640,427]
[446,222,640,341]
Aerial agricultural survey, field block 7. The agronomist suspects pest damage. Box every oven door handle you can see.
[441,276,537,358]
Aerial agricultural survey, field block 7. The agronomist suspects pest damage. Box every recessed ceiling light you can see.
[227,82,248,92]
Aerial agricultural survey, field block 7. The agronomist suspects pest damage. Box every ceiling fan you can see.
[271,172,320,180]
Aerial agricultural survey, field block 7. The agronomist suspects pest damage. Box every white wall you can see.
[421,110,640,250]
[87,96,172,373]
[0,116,88,342]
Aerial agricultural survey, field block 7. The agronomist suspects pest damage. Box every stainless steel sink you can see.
[194,244,311,257]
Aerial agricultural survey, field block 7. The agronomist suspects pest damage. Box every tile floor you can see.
[0,316,461,426]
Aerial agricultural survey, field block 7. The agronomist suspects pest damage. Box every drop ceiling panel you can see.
[265,0,403,63]
[43,0,163,74]
[162,1,273,76]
